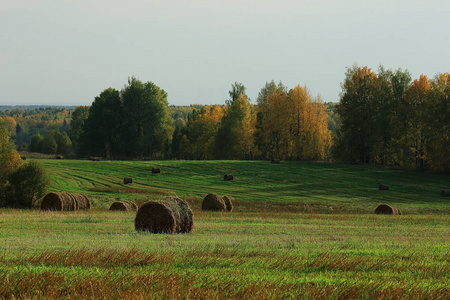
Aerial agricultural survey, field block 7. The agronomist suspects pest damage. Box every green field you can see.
[0,160,449,299]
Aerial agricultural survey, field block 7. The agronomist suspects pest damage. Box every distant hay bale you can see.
[441,190,450,197]
[201,193,226,211]
[224,174,234,181]
[374,204,402,215]
[222,195,234,212]
[124,200,138,211]
[271,159,280,164]
[124,177,133,184]
[152,167,161,174]
[20,156,26,160]
[55,155,63,159]
[40,192,90,211]
[89,156,101,161]
[135,196,194,233]
[379,184,389,191]
[110,201,133,211]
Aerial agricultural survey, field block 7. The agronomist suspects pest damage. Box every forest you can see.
[1,65,449,173]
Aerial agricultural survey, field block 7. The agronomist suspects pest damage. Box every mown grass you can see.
[42,159,449,214]
[0,209,448,299]
[0,159,449,299]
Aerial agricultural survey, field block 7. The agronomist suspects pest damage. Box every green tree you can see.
[56,131,72,156]
[121,77,170,158]
[6,161,49,208]
[0,119,23,206]
[29,132,43,153]
[227,82,248,105]
[41,130,58,154]
[83,88,122,158]
[215,94,255,159]
[68,106,89,155]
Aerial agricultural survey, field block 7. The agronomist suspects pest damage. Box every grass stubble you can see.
[0,160,448,299]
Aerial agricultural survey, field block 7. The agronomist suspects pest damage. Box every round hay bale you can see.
[222,195,234,212]
[374,204,402,215]
[40,192,84,211]
[76,193,91,210]
[201,193,226,211]
[62,193,78,211]
[110,201,132,211]
[441,190,450,197]
[271,159,280,164]
[152,167,161,174]
[40,192,64,211]
[123,200,138,211]
[224,174,234,181]
[135,196,193,233]
[379,184,389,191]
[172,196,194,233]
[124,177,133,184]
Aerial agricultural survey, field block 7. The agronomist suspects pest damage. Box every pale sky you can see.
[1,0,449,106]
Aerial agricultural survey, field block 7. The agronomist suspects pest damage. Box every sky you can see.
[1,0,449,106]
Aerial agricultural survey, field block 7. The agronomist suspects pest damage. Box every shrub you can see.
[6,161,49,208]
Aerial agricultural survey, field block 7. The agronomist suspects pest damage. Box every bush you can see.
[6,161,49,208]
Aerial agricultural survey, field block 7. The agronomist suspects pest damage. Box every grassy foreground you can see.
[0,160,449,299]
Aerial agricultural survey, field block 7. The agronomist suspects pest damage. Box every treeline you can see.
[3,65,449,173]
[68,79,331,160]
[333,65,450,173]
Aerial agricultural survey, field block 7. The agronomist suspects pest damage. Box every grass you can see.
[0,159,449,299]
[41,159,449,214]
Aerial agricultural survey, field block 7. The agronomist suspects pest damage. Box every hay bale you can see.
[55,155,63,159]
[135,196,194,233]
[374,204,402,215]
[224,174,234,181]
[40,192,84,211]
[201,193,226,211]
[110,201,132,211]
[441,190,450,197]
[41,192,64,211]
[75,193,91,210]
[222,195,234,212]
[379,184,389,191]
[124,200,138,211]
[124,177,133,184]
[89,156,101,161]
[271,159,280,164]
[152,167,161,174]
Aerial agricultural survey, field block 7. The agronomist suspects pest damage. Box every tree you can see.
[68,106,89,155]
[215,94,255,159]
[426,73,450,172]
[41,130,58,154]
[0,118,23,206]
[183,106,225,159]
[227,82,248,105]
[6,161,49,208]
[29,132,43,153]
[83,88,122,158]
[333,66,383,163]
[121,77,170,158]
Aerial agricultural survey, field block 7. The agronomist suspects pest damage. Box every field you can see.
[0,159,449,299]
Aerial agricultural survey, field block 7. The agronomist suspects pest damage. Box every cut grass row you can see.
[41,159,450,214]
